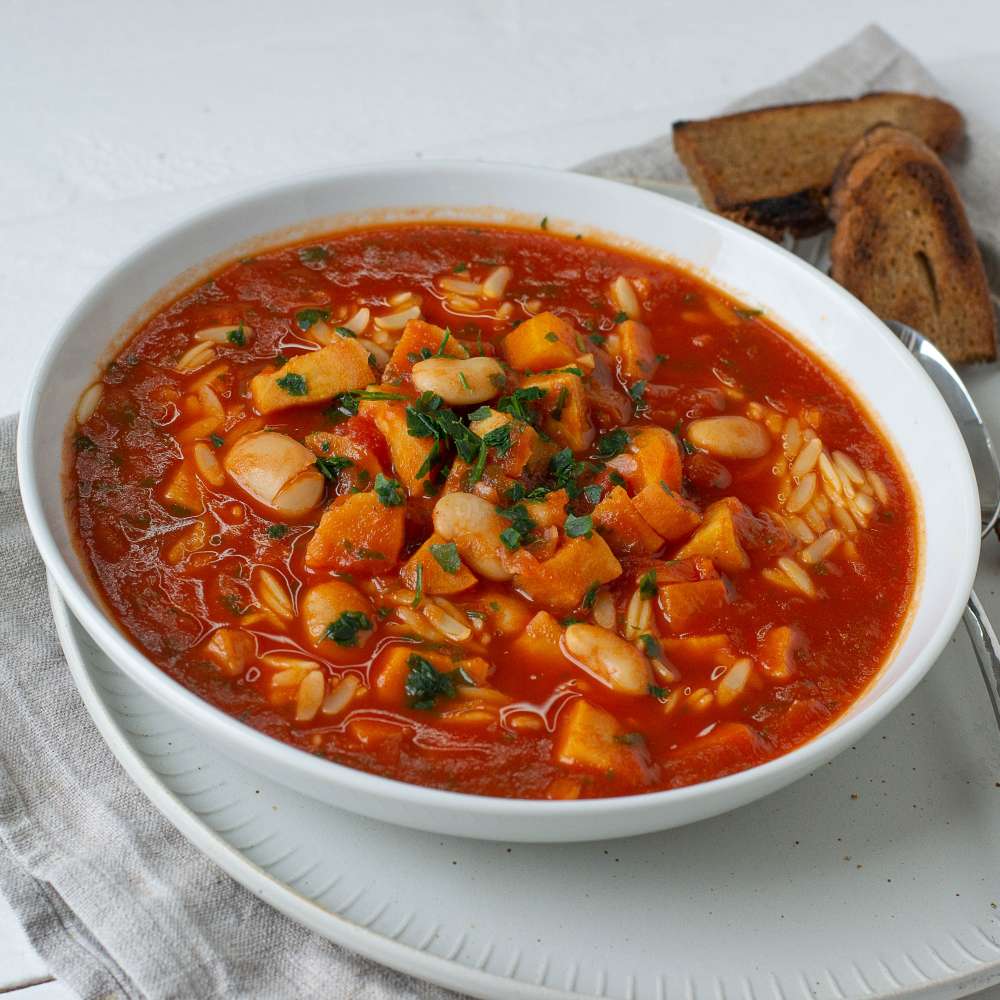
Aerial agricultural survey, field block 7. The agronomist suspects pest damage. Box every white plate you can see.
[50,576,1000,1000]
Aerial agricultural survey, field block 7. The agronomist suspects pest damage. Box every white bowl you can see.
[18,161,980,843]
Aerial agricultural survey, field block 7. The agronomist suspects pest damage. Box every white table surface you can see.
[4,0,1000,995]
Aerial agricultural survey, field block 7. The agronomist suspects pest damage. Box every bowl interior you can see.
[18,160,981,824]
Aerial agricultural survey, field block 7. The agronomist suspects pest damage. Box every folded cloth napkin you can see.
[1,24,995,1000]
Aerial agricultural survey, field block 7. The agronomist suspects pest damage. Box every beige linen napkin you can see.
[1,24,994,1000]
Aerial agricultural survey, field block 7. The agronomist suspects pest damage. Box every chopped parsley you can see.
[434,329,452,356]
[405,654,468,710]
[295,308,331,331]
[628,379,648,413]
[497,386,546,425]
[227,325,246,346]
[551,386,569,421]
[733,307,763,320]
[334,326,356,338]
[613,311,628,324]
[315,455,353,479]
[582,582,600,609]
[638,570,657,600]
[540,216,549,230]
[267,524,289,540]
[648,684,668,700]
[595,428,630,459]
[639,633,662,659]
[430,541,461,574]
[276,372,308,396]
[453,262,468,273]
[331,388,408,416]
[210,433,225,448]
[412,564,424,606]
[497,503,535,551]
[544,331,559,343]
[74,434,96,452]
[468,406,491,422]
[324,610,372,647]
[373,472,405,507]
[482,423,513,458]
[582,483,603,504]
[564,513,593,539]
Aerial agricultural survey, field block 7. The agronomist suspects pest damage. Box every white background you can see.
[3,0,1000,996]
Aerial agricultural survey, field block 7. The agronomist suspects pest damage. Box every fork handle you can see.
[963,589,1000,726]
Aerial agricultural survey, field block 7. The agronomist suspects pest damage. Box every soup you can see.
[68,222,917,799]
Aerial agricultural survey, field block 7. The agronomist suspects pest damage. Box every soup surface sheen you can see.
[69,222,916,799]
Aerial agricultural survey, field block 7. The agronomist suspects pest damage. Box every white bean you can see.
[412,356,505,405]
[563,623,653,695]
[432,492,512,580]
[686,416,771,460]
[223,431,324,517]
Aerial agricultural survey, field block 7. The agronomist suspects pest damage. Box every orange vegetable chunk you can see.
[400,533,478,595]
[358,398,436,496]
[304,491,404,573]
[554,699,648,782]
[502,311,580,371]
[512,534,622,612]
[508,611,569,671]
[658,578,728,633]
[629,426,684,492]
[593,485,664,555]
[759,625,807,680]
[632,482,702,542]
[675,497,750,573]
[522,371,594,453]
[385,319,467,378]
[250,338,373,414]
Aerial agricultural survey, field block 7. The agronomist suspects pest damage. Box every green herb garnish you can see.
[374,472,405,507]
[276,372,308,396]
[315,455,353,480]
[430,541,461,574]
[564,513,593,539]
[324,610,372,646]
[295,308,331,331]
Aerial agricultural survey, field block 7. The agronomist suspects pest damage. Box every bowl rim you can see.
[17,157,982,822]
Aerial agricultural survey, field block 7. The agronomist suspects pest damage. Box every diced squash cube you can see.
[385,319,467,378]
[658,578,727,632]
[164,518,208,565]
[162,462,204,515]
[629,426,683,492]
[675,497,750,573]
[251,339,374,414]
[526,488,569,531]
[304,491,404,572]
[593,486,664,555]
[400,532,478,595]
[508,611,569,671]
[469,408,545,477]
[464,589,534,636]
[304,430,383,491]
[512,534,622,613]
[201,627,255,678]
[554,699,646,781]
[758,625,806,680]
[358,398,436,496]
[765,698,831,746]
[374,645,488,707]
[522,371,594,453]
[502,311,580,371]
[659,633,731,665]
[632,482,702,541]
[664,722,766,780]
[619,320,657,380]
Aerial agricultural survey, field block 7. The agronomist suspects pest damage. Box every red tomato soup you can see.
[68,222,917,799]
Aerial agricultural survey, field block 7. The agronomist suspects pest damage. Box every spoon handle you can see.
[962,590,1000,726]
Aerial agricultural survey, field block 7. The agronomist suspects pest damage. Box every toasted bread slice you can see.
[830,124,995,364]
[673,92,964,239]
